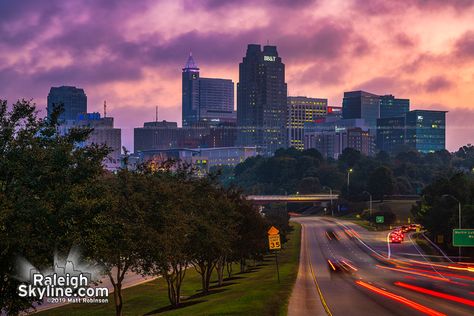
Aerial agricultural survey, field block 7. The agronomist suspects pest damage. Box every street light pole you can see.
[363,191,372,217]
[323,186,333,216]
[442,194,462,262]
[458,202,462,230]
[347,168,353,187]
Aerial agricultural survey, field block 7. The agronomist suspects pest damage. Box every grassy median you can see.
[38,223,301,316]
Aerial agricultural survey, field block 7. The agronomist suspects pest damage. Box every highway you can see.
[288,217,474,316]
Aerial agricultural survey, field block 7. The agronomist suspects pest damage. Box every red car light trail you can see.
[355,280,446,316]
[394,282,474,307]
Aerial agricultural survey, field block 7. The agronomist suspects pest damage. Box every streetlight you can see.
[323,186,333,216]
[347,168,353,187]
[442,194,462,262]
[362,191,372,217]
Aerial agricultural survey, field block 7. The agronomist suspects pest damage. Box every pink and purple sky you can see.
[1,0,473,152]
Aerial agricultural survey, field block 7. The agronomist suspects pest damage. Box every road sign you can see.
[453,229,474,247]
[268,226,279,235]
[269,234,281,250]
[376,216,384,224]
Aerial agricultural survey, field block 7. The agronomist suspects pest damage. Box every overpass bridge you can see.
[246,194,339,204]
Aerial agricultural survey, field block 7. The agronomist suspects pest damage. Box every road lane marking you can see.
[304,225,333,316]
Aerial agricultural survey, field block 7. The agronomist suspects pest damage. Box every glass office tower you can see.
[47,86,87,121]
[237,44,288,156]
[342,91,380,133]
[287,96,327,150]
[405,110,446,153]
[380,94,410,118]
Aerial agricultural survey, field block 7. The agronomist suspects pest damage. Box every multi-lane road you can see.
[288,217,474,316]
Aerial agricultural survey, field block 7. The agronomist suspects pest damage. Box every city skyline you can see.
[1,0,474,151]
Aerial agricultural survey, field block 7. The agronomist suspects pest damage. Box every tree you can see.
[80,169,148,316]
[187,177,236,293]
[368,166,395,200]
[338,148,362,169]
[297,177,321,194]
[412,173,474,253]
[137,163,194,307]
[0,100,108,314]
[232,198,267,273]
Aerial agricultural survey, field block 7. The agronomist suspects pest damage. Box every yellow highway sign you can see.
[268,226,279,235]
[269,234,281,250]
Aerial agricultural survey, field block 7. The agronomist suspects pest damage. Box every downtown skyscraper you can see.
[47,86,87,121]
[181,53,235,126]
[237,44,288,156]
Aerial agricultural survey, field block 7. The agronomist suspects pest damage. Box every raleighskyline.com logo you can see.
[14,247,109,304]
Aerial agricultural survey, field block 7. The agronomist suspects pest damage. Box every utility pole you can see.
[103,100,107,118]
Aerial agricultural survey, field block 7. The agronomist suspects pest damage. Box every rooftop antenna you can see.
[103,100,107,118]
[155,106,158,122]
[267,39,269,45]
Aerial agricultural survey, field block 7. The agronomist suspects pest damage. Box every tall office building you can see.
[182,53,235,126]
[304,127,374,159]
[198,78,235,124]
[327,106,343,120]
[376,116,406,153]
[47,86,87,121]
[182,54,200,126]
[287,96,327,150]
[376,110,446,154]
[342,91,380,132]
[380,95,410,118]
[405,110,446,153]
[134,121,180,152]
[237,44,288,156]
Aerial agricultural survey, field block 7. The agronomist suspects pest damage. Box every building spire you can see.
[183,51,199,72]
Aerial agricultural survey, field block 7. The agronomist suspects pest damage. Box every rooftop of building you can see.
[183,52,199,72]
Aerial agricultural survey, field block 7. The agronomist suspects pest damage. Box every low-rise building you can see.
[135,146,258,174]
[59,112,122,171]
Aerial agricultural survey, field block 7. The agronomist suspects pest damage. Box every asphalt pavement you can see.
[288,216,474,316]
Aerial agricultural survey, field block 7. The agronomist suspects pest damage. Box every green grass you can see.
[413,233,444,262]
[339,214,387,231]
[38,223,301,316]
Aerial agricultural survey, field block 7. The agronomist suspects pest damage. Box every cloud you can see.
[182,0,317,10]
[278,19,371,63]
[424,76,453,92]
[351,0,474,14]
[352,76,415,96]
[445,107,474,151]
[453,31,474,59]
[295,63,346,87]
[0,0,472,152]
[394,33,416,48]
